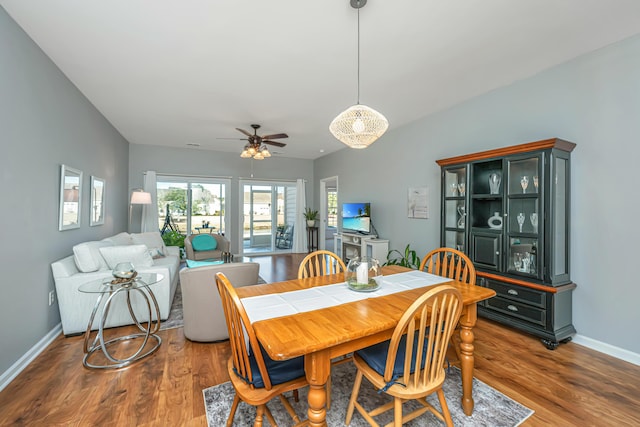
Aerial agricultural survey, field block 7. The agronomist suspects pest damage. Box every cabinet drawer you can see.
[483,279,546,308]
[485,296,546,327]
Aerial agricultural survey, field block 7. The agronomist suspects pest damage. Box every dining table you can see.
[235,264,496,427]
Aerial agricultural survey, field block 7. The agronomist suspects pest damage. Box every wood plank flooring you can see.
[1,254,638,426]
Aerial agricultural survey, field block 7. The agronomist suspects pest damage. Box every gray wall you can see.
[0,8,130,375]
[128,144,314,253]
[316,34,640,355]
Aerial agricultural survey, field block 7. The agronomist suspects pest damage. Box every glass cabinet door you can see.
[442,166,467,252]
[506,155,541,278]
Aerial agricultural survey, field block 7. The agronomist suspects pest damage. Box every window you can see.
[156,177,229,236]
[327,190,338,228]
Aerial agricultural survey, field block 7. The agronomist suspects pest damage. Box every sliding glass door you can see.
[241,181,297,255]
[156,176,229,236]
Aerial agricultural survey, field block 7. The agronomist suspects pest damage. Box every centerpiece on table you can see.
[346,256,381,292]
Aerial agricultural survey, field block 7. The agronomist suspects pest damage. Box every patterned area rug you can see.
[159,275,267,331]
[203,362,534,426]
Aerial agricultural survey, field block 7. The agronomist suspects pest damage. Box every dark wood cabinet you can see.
[437,138,576,349]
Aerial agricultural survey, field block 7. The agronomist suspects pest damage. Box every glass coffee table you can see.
[79,273,164,369]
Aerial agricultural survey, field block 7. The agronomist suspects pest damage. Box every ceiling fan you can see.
[220,124,288,160]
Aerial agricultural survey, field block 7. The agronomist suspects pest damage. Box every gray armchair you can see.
[184,233,230,261]
[178,262,260,342]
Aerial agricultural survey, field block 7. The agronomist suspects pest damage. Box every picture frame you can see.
[59,164,83,231]
[407,186,429,219]
[90,176,105,226]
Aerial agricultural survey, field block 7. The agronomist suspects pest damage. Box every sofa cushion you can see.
[72,241,112,272]
[131,232,167,259]
[191,234,218,251]
[99,244,154,270]
[103,232,133,246]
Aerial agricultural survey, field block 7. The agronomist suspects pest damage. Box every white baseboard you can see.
[573,334,640,366]
[0,323,62,393]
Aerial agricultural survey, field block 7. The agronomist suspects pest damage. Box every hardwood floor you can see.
[1,254,639,426]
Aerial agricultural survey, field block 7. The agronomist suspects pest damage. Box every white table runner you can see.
[242,270,451,324]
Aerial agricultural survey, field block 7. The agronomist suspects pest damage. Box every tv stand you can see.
[335,232,389,264]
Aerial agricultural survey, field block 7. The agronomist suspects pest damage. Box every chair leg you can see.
[254,404,266,427]
[264,405,278,427]
[436,389,454,427]
[345,370,364,425]
[393,397,403,427]
[227,395,240,427]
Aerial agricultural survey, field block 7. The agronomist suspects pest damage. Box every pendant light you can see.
[330,0,388,149]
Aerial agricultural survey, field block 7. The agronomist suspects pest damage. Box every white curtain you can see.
[141,171,158,233]
[292,178,307,253]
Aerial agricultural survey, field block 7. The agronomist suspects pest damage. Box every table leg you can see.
[304,351,331,427]
[458,304,478,416]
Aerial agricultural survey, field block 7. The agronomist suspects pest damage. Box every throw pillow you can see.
[102,232,133,246]
[191,234,218,251]
[131,231,167,258]
[99,244,154,270]
[73,241,112,272]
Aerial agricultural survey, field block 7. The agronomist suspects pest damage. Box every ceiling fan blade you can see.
[263,140,287,147]
[235,128,253,137]
[261,133,288,140]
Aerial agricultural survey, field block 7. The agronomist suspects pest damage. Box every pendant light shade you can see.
[330,0,388,149]
[329,104,388,149]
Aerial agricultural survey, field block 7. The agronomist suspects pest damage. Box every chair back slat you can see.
[216,272,274,390]
[384,285,463,389]
[419,247,476,286]
[298,250,346,279]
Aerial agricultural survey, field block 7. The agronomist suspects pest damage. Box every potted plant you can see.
[304,207,319,227]
[384,244,420,269]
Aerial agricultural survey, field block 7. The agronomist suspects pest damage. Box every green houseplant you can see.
[304,207,319,227]
[161,230,186,258]
[384,244,420,269]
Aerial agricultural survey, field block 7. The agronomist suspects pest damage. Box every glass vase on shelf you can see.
[520,176,529,193]
[489,173,501,195]
[517,212,525,233]
[530,213,538,233]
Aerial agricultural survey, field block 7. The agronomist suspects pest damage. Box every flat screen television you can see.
[342,202,371,234]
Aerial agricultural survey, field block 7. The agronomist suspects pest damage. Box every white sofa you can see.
[51,231,181,336]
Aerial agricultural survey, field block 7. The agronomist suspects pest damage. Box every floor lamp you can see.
[129,189,152,232]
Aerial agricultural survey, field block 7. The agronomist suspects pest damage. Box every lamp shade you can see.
[329,104,389,149]
[130,190,152,205]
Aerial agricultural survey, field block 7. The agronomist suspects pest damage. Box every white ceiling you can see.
[3,1,640,160]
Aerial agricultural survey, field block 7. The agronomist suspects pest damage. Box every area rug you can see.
[159,275,267,331]
[203,362,534,426]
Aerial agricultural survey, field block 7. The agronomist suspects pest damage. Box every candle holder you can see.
[346,257,381,292]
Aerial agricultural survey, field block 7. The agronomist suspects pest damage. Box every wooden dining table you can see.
[235,265,496,427]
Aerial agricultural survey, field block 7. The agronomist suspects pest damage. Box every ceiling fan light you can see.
[253,152,264,160]
[261,147,271,157]
[329,104,389,149]
[248,146,257,155]
[240,149,251,158]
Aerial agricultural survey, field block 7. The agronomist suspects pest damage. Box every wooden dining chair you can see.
[419,247,476,286]
[419,247,476,363]
[297,249,346,279]
[215,272,308,427]
[297,249,347,409]
[345,285,463,427]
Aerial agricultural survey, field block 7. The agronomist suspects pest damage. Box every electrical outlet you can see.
[49,290,55,306]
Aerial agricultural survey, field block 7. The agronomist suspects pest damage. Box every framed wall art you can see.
[407,186,429,219]
[90,176,105,226]
[59,164,83,231]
